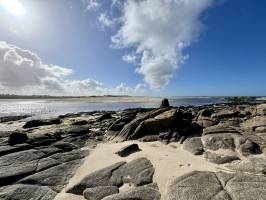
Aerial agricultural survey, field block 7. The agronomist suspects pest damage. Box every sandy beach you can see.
[55,141,226,200]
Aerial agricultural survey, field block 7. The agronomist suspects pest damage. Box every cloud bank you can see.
[0,41,145,96]
[100,0,214,90]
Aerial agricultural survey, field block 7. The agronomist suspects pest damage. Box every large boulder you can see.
[67,157,155,195]
[0,184,57,200]
[129,109,178,139]
[8,132,28,145]
[166,170,266,200]
[83,186,119,200]
[160,98,170,108]
[202,133,244,151]
[23,118,62,129]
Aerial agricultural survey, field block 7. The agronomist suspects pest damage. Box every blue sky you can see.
[0,0,265,96]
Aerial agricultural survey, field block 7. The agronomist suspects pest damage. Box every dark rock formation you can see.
[160,98,170,108]
[8,131,28,145]
[115,144,141,157]
[23,118,62,128]
[72,120,88,125]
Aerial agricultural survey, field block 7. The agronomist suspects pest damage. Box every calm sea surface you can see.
[0,97,226,118]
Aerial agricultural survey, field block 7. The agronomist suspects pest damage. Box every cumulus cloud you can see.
[98,12,116,28]
[83,0,101,11]
[110,0,214,90]
[122,53,137,64]
[0,41,145,96]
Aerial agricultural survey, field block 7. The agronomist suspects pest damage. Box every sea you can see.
[0,96,226,118]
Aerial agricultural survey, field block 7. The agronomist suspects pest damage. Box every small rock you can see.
[115,144,141,157]
[72,120,88,125]
[8,132,28,145]
[160,98,170,108]
[204,152,239,164]
[83,186,119,200]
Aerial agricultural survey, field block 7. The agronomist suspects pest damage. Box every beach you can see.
[0,100,266,199]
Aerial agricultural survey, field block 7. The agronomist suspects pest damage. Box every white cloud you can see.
[122,53,137,64]
[110,0,214,90]
[0,41,146,96]
[84,0,100,11]
[98,12,115,28]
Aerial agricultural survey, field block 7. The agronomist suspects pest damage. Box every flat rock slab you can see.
[0,184,57,200]
[83,186,119,200]
[102,185,161,200]
[225,157,266,175]
[67,157,155,195]
[115,144,141,157]
[166,170,266,200]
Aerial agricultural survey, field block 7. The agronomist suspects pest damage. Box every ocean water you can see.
[0,97,226,118]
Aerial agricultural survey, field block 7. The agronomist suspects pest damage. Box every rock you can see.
[166,170,266,200]
[83,186,119,200]
[204,152,239,164]
[130,109,178,139]
[196,109,212,120]
[139,135,160,142]
[203,124,240,135]
[202,133,244,151]
[239,139,261,156]
[0,184,57,200]
[53,141,78,152]
[98,113,112,121]
[256,104,266,115]
[23,118,62,128]
[72,120,88,125]
[102,185,161,200]
[166,171,230,200]
[67,162,126,195]
[0,149,45,186]
[183,122,202,136]
[0,143,32,157]
[115,144,141,157]
[183,137,204,155]
[106,109,168,142]
[160,98,170,108]
[0,115,31,123]
[197,119,219,128]
[111,157,154,186]
[8,132,28,145]
[211,110,241,119]
[19,160,80,192]
[225,157,266,175]
[67,157,155,195]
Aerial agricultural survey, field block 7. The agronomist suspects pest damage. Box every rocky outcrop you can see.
[67,157,156,198]
[166,170,266,200]
[160,98,170,108]
[8,131,28,145]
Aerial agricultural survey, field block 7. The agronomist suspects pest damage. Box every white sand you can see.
[55,141,226,200]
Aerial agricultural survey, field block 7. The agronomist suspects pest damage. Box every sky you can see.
[0,0,265,96]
